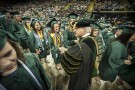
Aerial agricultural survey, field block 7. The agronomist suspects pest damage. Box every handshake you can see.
[59,47,68,54]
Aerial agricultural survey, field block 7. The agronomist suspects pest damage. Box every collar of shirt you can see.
[115,34,117,38]
[82,33,90,37]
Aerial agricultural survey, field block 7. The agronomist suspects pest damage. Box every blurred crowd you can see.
[0,0,135,90]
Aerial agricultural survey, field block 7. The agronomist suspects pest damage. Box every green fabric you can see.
[63,29,77,46]
[49,33,62,64]
[47,18,57,27]
[28,31,50,59]
[118,41,135,87]
[0,29,17,42]
[118,62,135,87]
[99,41,127,82]
[0,53,51,90]
[13,21,24,43]
[67,13,78,19]
[20,26,30,49]
[0,35,6,50]
[0,17,14,34]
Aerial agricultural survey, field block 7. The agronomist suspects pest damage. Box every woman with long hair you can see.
[48,18,69,70]
[0,36,51,90]
[28,20,50,63]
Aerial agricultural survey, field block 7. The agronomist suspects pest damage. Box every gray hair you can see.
[85,27,91,33]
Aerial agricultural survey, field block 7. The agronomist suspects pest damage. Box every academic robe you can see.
[0,17,15,34]
[61,36,97,90]
[28,31,50,59]
[20,26,31,49]
[99,41,128,82]
[13,21,24,43]
[0,53,51,90]
[118,41,135,88]
[0,17,17,41]
[49,31,69,64]
[63,29,77,46]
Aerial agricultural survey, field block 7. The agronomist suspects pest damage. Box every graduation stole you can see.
[25,26,31,35]
[33,31,44,50]
[37,30,43,39]
[27,25,31,32]
[80,36,98,59]
[50,32,63,48]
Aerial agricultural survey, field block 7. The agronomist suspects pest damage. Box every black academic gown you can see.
[61,36,97,90]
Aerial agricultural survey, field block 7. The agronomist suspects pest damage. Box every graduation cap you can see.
[11,12,20,16]
[76,18,95,28]
[22,16,30,21]
[122,26,135,34]
[38,18,45,23]
[30,18,38,26]
[47,18,57,27]
[90,23,103,30]
[112,27,124,34]
[67,12,78,19]
[0,35,6,50]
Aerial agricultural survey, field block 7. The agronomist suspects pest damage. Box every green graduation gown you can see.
[99,41,128,82]
[28,31,50,59]
[118,42,135,88]
[0,53,51,90]
[49,31,70,64]
[13,21,24,43]
[20,26,31,49]
[63,29,77,46]
[0,17,15,34]
[0,17,17,41]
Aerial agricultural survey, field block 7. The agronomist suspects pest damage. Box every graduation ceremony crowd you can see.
[0,0,135,90]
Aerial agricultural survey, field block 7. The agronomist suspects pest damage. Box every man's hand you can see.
[124,60,132,65]
[59,47,68,54]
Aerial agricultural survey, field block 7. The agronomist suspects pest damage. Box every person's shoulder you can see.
[111,41,125,49]
[23,53,39,66]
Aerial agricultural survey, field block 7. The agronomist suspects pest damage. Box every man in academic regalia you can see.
[59,19,97,90]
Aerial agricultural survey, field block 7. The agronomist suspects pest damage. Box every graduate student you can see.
[99,26,135,82]
[0,35,51,90]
